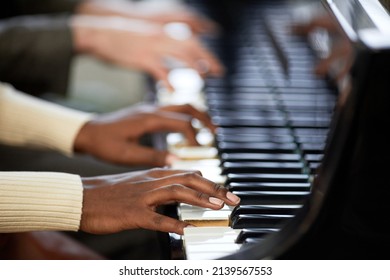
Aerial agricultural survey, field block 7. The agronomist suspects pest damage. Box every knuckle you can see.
[213,184,227,195]
[196,191,206,201]
[148,167,164,176]
[183,103,194,111]
[152,215,164,227]
[168,184,184,194]
[182,171,200,181]
[172,219,184,231]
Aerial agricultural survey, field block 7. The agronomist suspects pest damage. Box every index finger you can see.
[189,39,225,76]
[143,112,199,146]
[160,104,217,132]
[151,172,241,206]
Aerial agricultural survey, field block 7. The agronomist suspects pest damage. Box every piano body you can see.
[156,0,390,259]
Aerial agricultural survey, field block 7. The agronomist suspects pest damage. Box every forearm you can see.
[0,83,93,155]
[0,172,83,233]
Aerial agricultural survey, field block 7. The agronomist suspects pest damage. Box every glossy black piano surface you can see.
[165,0,390,260]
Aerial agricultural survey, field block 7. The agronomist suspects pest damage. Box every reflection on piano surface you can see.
[155,0,390,259]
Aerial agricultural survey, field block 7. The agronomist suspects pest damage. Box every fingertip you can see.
[226,191,240,205]
[165,153,180,166]
[209,197,224,207]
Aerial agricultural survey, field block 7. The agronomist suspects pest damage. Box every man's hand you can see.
[74,103,216,167]
[71,16,223,91]
[80,168,240,235]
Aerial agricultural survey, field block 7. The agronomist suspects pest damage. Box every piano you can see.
[154,0,390,260]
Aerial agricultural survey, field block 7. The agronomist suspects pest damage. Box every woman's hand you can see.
[71,15,223,91]
[74,103,216,167]
[80,169,240,235]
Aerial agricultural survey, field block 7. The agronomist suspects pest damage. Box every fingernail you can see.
[165,153,179,166]
[226,192,240,204]
[209,197,224,206]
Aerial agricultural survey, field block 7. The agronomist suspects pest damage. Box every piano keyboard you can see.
[156,0,338,260]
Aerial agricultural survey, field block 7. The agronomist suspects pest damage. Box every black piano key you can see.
[213,117,286,128]
[226,173,310,184]
[227,182,311,191]
[221,153,301,163]
[289,119,331,129]
[230,205,301,217]
[299,143,325,154]
[230,214,293,229]
[208,99,277,108]
[286,110,333,118]
[232,190,310,205]
[282,100,334,111]
[309,162,321,173]
[217,127,291,135]
[216,134,294,143]
[222,161,305,174]
[208,93,276,101]
[231,78,327,89]
[218,142,297,153]
[278,93,335,101]
[296,135,327,144]
[235,228,278,244]
[242,238,265,244]
[304,154,323,163]
[210,109,282,117]
[277,88,335,96]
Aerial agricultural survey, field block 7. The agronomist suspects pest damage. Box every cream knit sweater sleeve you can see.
[0,172,83,232]
[0,83,93,232]
[0,82,92,156]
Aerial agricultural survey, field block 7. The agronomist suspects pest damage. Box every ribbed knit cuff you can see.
[0,83,93,156]
[0,172,83,232]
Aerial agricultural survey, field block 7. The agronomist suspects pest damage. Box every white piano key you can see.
[171,158,221,168]
[169,146,219,160]
[178,204,233,222]
[157,68,207,111]
[171,159,226,184]
[167,129,214,148]
[183,227,242,260]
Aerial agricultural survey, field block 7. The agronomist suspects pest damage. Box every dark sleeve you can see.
[0,15,74,96]
[1,0,81,18]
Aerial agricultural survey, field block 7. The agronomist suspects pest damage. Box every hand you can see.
[76,0,219,34]
[74,103,216,166]
[71,15,224,91]
[80,168,241,235]
[291,14,353,83]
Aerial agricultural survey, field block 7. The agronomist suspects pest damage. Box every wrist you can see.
[73,121,94,154]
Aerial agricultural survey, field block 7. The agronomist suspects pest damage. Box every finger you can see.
[164,46,205,71]
[142,59,174,92]
[169,37,224,76]
[141,210,190,235]
[151,172,240,206]
[314,47,345,77]
[189,40,225,76]
[161,104,217,132]
[163,41,220,76]
[143,113,199,146]
[180,13,219,34]
[146,184,227,210]
[146,167,203,178]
